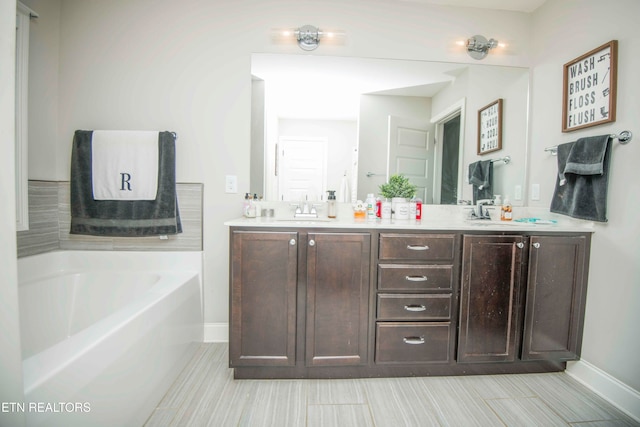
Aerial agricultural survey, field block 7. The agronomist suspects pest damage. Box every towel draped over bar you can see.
[550,135,612,222]
[70,130,182,236]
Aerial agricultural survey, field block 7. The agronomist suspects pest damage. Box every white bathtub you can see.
[17,250,203,427]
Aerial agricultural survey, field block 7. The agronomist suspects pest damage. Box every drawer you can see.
[379,234,456,261]
[377,294,452,320]
[375,322,452,364]
[378,264,453,291]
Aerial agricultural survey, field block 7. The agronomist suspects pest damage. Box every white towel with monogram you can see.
[91,130,159,200]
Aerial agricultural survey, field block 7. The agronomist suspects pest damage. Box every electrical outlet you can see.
[532,183,540,201]
[225,175,238,193]
[514,185,522,201]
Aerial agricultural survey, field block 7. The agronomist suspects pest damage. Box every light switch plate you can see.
[514,185,522,201]
[225,175,238,193]
[532,183,540,201]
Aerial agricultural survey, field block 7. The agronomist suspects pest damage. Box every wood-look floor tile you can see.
[460,374,536,399]
[418,376,506,426]
[307,404,374,427]
[362,377,441,427]
[486,396,568,426]
[518,373,628,423]
[146,344,637,427]
[569,420,640,427]
[237,380,308,427]
[308,379,366,405]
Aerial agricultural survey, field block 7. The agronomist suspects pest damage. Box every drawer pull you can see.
[405,275,428,282]
[406,245,430,251]
[404,304,427,312]
[403,336,425,345]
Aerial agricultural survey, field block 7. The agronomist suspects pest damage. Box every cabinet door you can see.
[458,235,526,363]
[230,231,298,367]
[522,235,589,361]
[306,232,371,366]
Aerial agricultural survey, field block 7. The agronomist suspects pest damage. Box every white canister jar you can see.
[393,198,410,220]
[381,200,392,219]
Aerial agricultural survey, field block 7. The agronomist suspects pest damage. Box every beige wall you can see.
[8,0,639,411]
[529,0,640,393]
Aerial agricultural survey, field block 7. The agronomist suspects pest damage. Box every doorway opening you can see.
[432,99,465,205]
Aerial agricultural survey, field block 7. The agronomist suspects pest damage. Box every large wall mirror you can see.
[251,53,529,204]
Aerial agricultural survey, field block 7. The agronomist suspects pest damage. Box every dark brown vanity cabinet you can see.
[229,230,298,367]
[375,233,460,365]
[458,234,590,364]
[305,232,371,367]
[229,227,590,378]
[229,229,371,371]
[521,235,589,361]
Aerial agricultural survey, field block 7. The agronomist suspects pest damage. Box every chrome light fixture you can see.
[272,25,344,51]
[295,25,322,51]
[466,35,499,60]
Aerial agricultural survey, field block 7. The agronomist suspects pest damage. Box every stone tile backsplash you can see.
[17,181,203,257]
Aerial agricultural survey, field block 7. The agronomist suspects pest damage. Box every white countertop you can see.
[224,204,595,233]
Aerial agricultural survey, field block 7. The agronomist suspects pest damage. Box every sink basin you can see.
[274,218,336,224]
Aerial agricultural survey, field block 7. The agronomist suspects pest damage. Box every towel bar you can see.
[544,130,632,155]
[490,155,511,164]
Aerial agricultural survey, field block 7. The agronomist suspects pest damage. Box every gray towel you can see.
[469,160,493,204]
[561,135,610,183]
[550,136,612,222]
[70,130,182,236]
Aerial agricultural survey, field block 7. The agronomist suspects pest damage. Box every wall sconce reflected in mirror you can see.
[272,25,345,51]
[465,35,499,60]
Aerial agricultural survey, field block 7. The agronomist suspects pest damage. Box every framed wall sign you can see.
[477,98,502,155]
[562,40,617,132]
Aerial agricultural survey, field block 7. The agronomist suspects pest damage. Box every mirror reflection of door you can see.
[278,137,327,202]
[387,116,432,203]
[440,115,460,205]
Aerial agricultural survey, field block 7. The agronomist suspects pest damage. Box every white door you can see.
[387,116,432,203]
[278,137,327,202]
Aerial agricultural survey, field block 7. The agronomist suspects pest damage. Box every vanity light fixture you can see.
[272,25,345,51]
[465,35,499,60]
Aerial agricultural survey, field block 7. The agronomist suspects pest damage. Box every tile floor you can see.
[145,343,639,426]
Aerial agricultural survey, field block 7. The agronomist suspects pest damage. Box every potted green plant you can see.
[379,174,417,219]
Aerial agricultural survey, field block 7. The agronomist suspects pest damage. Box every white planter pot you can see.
[392,197,410,220]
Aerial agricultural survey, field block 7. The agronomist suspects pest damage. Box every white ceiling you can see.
[396,0,547,13]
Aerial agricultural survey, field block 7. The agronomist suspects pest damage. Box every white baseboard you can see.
[566,359,640,423]
[204,322,229,343]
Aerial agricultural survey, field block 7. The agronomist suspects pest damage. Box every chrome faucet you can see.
[475,199,493,218]
[294,200,318,218]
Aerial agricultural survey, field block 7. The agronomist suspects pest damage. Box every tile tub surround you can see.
[17,180,203,257]
[144,343,640,426]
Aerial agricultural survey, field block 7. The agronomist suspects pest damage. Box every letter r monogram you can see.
[120,173,132,191]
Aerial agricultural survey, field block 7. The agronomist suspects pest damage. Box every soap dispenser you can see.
[501,196,513,221]
[327,190,337,218]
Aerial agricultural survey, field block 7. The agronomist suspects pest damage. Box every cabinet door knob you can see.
[533,242,541,249]
[407,245,429,251]
[403,336,425,345]
[289,239,296,246]
[309,239,316,247]
[404,304,427,312]
[516,242,524,249]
